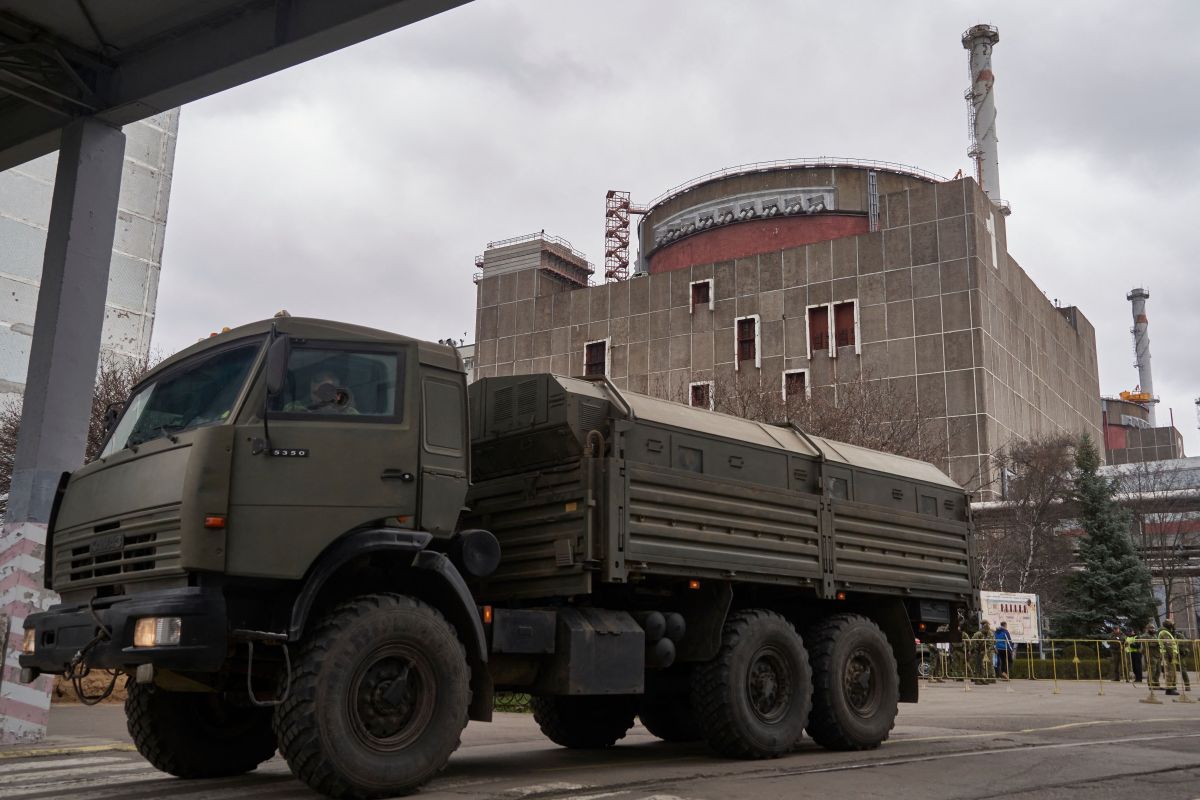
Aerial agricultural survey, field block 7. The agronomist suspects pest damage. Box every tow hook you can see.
[232,629,292,707]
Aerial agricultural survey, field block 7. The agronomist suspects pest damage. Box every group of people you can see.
[1114,619,1192,696]
[928,620,1015,683]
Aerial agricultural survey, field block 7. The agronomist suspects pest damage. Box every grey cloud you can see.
[153,0,1200,454]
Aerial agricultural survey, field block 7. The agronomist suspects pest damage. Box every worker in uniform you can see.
[972,621,996,683]
[1126,628,1144,683]
[1108,626,1126,682]
[956,628,973,682]
[1160,619,1189,695]
[1144,622,1161,688]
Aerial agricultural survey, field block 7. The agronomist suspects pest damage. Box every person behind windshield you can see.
[284,371,357,414]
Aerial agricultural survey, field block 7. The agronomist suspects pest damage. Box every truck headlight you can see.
[133,617,182,647]
[22,628,35,654]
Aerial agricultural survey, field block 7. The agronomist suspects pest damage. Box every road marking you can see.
[506,783,591,797]
[898,716,1190,744]
[0,755,128,775]
[0,743,137,760]
[0,760,152,786]
[757,731,1200,779]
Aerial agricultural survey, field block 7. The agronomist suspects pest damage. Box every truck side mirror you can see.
[265,335,290,397]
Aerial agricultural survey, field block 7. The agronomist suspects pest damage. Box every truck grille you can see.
[53,507,185,591]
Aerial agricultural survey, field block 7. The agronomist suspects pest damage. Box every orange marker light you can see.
[836,591,847,601]
[203,515,226,529]
[688,579,701,590]
[482,606,493,624]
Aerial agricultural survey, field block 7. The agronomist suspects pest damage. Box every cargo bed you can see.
[466,374,977,608]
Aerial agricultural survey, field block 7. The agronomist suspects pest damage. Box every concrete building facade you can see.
[473,162,1102,494]
[0,110,179,400]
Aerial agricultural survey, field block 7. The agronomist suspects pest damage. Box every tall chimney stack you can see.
[1127,287,1158,425]
[962,24,1008,215]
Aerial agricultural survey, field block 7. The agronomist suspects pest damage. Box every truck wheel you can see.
[805,613,899,750]
[125,682,276,778]
[531,695,639,748]
[639,692,702,742]
[691,609,812,759]
[274,593,469,799]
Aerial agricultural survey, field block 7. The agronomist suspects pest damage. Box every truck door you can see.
[227,342,417,579]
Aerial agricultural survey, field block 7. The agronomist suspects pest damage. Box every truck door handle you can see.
[381,469,415,482]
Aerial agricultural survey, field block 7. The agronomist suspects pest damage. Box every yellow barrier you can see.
[919,637,1200,701]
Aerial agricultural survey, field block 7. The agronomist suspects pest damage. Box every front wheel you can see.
[691,609,812,759]
[126,682,276,778]
[806,613,899,750]
[273,593,470,799]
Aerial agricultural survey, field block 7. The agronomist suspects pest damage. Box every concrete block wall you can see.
[474,177,1103,494]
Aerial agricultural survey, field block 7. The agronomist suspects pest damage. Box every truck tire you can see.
[805,613,899,750]
[125,682,276,778]
[531,695,639,748]
[273,593,470,799]
[639,693,702,743]
[691,609,812,759]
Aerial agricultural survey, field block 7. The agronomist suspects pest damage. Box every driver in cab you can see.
[284,371,358,415]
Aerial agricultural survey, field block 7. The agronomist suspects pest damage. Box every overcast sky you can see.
[153,0,1200,455]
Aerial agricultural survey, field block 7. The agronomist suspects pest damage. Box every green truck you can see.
[20,317,978,798]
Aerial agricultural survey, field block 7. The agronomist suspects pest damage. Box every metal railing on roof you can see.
[644,157,948,212]
[485,231,590,263]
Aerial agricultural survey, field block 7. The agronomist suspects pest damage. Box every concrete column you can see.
[0,118,125,745]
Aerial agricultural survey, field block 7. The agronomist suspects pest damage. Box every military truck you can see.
[20,318,977,799]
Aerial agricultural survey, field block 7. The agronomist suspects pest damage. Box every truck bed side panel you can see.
[623,464,822,582]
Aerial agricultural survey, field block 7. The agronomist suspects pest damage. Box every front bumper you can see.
[18,586,229,680]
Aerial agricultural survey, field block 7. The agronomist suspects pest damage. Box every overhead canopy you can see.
[0,0,469,171]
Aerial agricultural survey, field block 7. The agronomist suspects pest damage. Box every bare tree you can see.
[648,369,948,465]
[972,436,1076,603]
[0,353,152,519]
[1114,459,1200,630]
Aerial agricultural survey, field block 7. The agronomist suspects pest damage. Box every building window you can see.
[782,369,808,402]
[833,300,858,353]
[584,338,609,376]
[689,381,714,410]
[735,314,760,369]
[690,279,713,313]
[807,305,830,356]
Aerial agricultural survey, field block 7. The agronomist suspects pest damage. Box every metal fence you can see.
[919,637,1199,698]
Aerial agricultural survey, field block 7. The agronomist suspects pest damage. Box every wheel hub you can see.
[349,646,435,751]
[747,646,792,723]
[844,649,881,718]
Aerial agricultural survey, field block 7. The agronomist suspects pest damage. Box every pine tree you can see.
[1055,436,1156,636]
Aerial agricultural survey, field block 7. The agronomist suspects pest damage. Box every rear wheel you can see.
[691,609,812,759]
[126,682,276,778]
[531,695,639,749]
[273,593,469,798]
[806,613,899,750]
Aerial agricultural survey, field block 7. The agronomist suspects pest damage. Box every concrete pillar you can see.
[0,118,126,745]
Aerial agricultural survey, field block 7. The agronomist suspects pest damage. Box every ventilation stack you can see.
[962,24,1009,215]
[1127,287,1158,425]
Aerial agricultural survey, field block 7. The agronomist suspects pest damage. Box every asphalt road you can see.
[2,681,1198,800]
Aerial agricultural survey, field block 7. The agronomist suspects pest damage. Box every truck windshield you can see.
[101,339,263,456]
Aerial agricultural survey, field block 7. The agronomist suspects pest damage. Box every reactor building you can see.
[470,25,1103,495]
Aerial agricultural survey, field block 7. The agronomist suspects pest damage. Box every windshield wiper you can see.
[127,424,186,447]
